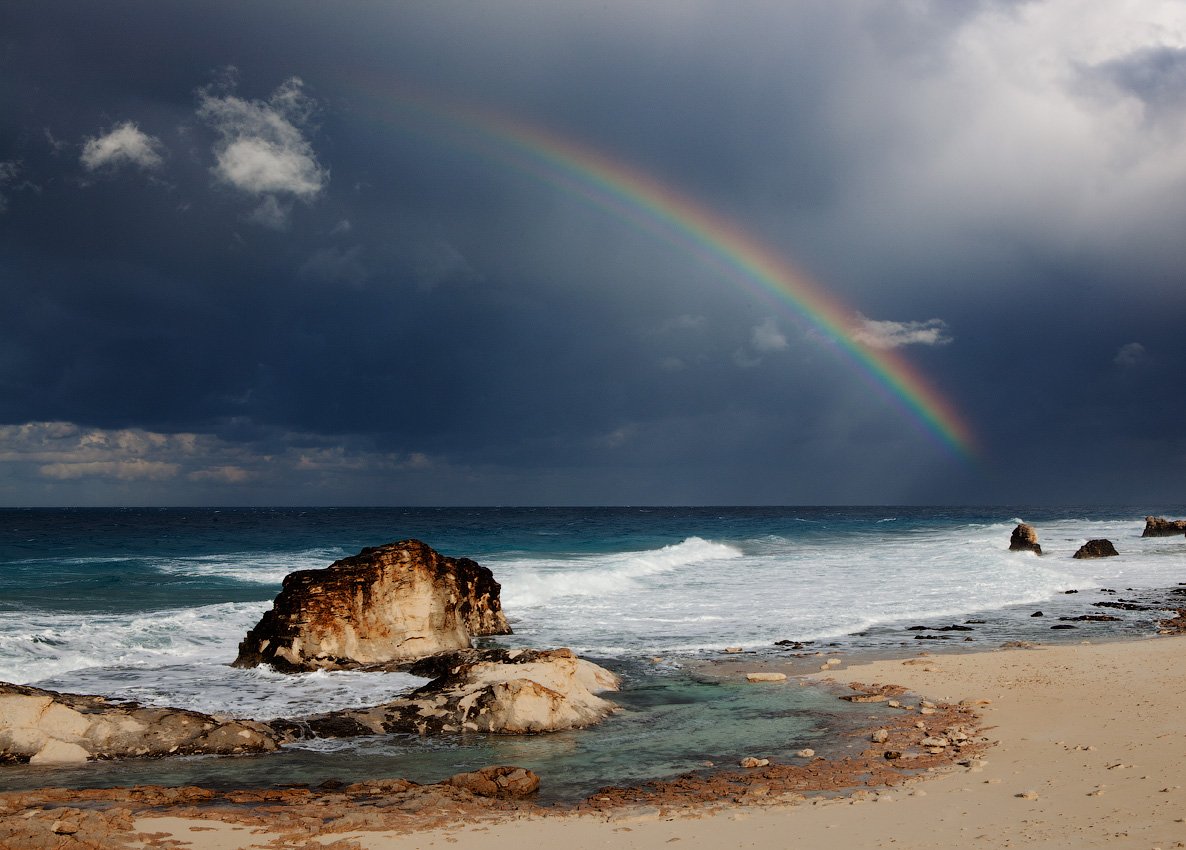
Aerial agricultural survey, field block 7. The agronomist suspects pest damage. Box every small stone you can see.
[724,647,743,654]
[927,746,945,754]
[825,658,842,667]
[871,729,890,743]
[920,737,948,748]
[919,707,936,715]
[884,750,902,760]
[745,672,787,683]
[739,756,769,768]
[51,820,79,835]
[1016,790,1039,800]
[796,748,815,758]
[919,700,936,709]
[887,700,901,708]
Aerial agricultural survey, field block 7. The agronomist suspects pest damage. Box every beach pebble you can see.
[920,700,936,709]
[796,748,815,758]
[919,707,937,715]
[1015,790,1040,800]
[887,699,901,708]
[745,672,787,683]
[883,751,902,760]
[825,658,842,666]
[920,737,948,748]
[724,647,743,654]
[739,757,769,768]
[871,729,890,743]
[51,820,79,835]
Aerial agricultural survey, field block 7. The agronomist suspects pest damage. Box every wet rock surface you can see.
[1009,523,1042,554]
[1142,516,1186,537]
[282,647,620,737]
[0,682,281,765]
[1073,539,1119,559]
[235,539,511,672]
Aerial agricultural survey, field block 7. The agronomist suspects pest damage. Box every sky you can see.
[2,0,1185,507]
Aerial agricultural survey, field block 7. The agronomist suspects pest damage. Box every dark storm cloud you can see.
[2,0,1186,505]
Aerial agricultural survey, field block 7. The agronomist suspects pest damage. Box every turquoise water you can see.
[1,506,1182,798]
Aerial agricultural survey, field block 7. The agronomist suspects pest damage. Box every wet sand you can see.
[4,635,1186,849]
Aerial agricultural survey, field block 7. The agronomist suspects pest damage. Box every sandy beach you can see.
[3,633,1184,849]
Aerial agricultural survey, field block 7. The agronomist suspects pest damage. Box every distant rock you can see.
[0,682,281,765]
[287,648,620,737]
[234,539,511,672]
[1073,539,1119,559]
[1142,516,1186,537]
[1009,523,1042,554]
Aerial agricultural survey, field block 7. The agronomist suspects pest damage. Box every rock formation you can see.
[1073,539,1119,559]
[1009,523,1042,554]
[444,765,540,798]
[235,540,511,672]
[278,648,620,737]
[1142,516,1186,537]
[0,682,281,765]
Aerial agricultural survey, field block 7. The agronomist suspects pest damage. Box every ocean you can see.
[1,506,1183,800]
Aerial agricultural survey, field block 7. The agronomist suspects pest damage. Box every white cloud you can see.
[188,465,252,483]
[40,460,179,481]
[751,317,789,352]
[1114,341,1148,367]
[732,348,762,369]
[852,316,952,350]
[247,195,293,230]
[656,314,708,333]
[80,121,165,172]
[299,245,367,285]
[0,421,434,492]
[0,161,17,212]
[197,75,328,222]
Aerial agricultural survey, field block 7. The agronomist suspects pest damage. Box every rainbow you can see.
[378,84,977,457]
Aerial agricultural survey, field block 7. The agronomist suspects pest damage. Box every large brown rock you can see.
[1009,523,1042,554]
[1142,516,1186,537]
[0,682,281,765]
[1073,539,1119,559]
[445,765,541,798]
[288,648,620,737]
[234,540,512,672]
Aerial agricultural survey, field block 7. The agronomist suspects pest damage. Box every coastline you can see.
[5,634,1186,848]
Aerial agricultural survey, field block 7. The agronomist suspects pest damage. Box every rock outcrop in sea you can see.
[1141,516,1186,537]
[235,539,512,672]
[0,682,281,765]
[276,648,620,737]
[1073,539,1119,559]
[1009,523,1042,554]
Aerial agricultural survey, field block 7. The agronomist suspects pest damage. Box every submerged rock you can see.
[1142,516,1186,537]
[235,539,511,672]
[0,682,281,765]
[1073,539,1119,559]
[1009,523,1042,554]
[291,648,620,737]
